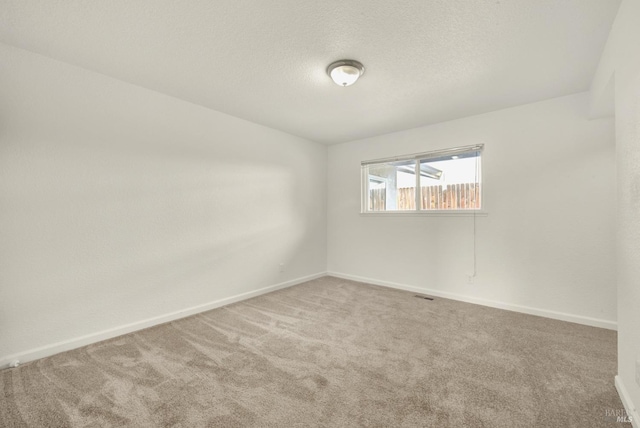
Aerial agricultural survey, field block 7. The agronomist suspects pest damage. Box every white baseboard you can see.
[0,272,327,370]
[616,376,639,428]
[327,271,617,331]
[1,271,617,370]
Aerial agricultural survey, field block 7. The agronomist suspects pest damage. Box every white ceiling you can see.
[0,1,621,144]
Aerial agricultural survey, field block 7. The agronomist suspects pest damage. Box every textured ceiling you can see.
[0,0,621,144]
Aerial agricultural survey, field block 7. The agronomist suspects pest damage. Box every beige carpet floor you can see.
[0,276,627,427]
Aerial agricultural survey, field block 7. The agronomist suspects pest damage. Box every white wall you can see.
[328,92,616,329]
[592,0,640,421]
[0,43,327,365]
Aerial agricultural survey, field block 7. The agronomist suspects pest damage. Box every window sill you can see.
[360,210,488,217]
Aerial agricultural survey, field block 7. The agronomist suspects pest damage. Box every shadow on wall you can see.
[0,138,314,357]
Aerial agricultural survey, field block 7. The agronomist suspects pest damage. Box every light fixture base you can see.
[327,60,365,87]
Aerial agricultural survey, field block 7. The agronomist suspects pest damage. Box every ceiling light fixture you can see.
[327,60,365,87]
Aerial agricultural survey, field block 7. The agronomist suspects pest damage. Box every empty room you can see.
[1,1,639,427]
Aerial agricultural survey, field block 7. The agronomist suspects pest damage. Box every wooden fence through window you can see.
[369,183,481,211]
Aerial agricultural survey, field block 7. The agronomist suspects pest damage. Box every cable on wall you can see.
[471,148,481,280]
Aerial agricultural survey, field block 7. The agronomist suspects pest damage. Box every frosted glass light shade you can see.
[327,60,364,87]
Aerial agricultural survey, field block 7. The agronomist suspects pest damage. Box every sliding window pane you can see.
[419,151,481,210]
[366,160,416,211]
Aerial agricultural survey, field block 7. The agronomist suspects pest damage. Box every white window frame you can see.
[360,144,486,216]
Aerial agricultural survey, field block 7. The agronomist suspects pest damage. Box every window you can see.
[361,145,483,213]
